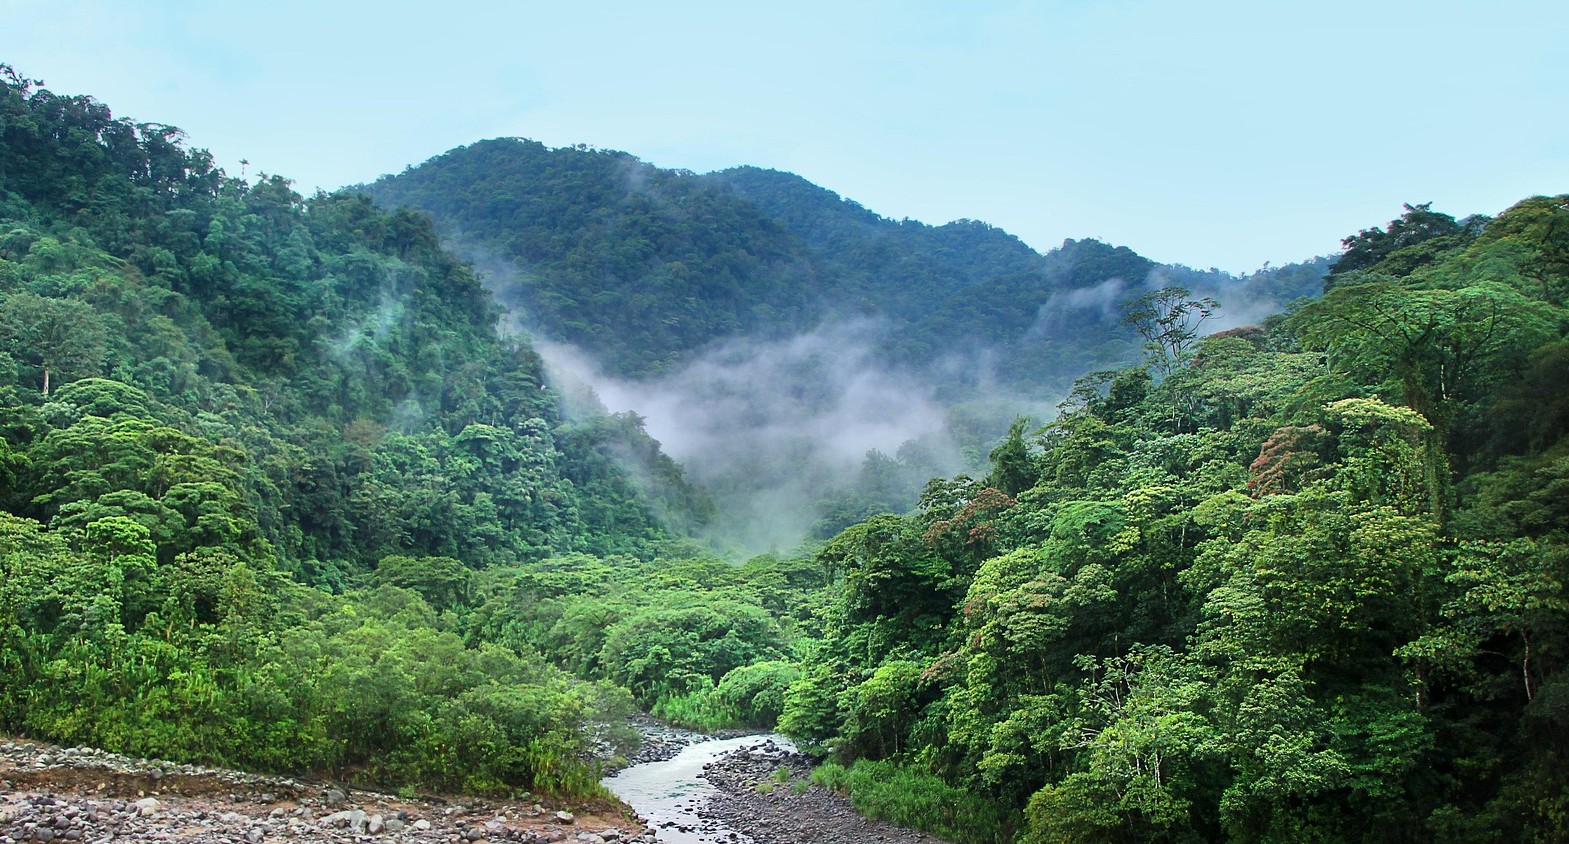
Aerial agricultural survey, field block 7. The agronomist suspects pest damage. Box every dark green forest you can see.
[359,138,1327,395]
[359,139,1330,553]
[2,67,1568,844]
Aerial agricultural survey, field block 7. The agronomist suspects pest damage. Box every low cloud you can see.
[536,319,965,554]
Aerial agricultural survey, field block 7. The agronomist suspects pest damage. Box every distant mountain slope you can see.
[359,139,1327,393]
[359,139,828,376]
[707,166,1048,318]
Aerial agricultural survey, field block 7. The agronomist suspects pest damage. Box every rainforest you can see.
[1,65,1566,844]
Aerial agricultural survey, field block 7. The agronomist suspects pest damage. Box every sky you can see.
[3,0,1565,272]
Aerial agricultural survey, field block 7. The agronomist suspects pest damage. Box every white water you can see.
[603,733,794,844]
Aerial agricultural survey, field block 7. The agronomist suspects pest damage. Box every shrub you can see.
[825,759,1004,844]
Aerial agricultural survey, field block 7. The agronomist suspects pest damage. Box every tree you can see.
[1326,202,1468,284]
[988,416,1038,496]
[375,554,472,612]
[1289,280,1556,452]
[1120,287,1219,378]
[0,293,109,395]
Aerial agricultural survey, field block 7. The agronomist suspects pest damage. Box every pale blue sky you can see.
[4,0,1565,271]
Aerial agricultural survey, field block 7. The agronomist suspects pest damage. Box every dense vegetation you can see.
[362,139,1328,553]
[4,65,1566,844]
[0,66,712,795]
[766,200,1569,842]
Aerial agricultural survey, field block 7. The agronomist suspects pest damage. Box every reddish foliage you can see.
[924,487,1017,548]
[1248,424,1327,497]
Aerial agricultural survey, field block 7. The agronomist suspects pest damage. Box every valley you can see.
[2,63,1567,844]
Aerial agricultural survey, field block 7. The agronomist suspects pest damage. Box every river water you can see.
[602,733,794,844]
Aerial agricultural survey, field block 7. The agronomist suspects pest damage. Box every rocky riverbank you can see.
[4,731,954,844]
[693,739,951,844]
[614,717,756,770]
[0,738,655,844]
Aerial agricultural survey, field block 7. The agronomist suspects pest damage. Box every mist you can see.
[536,320,969,555]
[455,231,1322,557]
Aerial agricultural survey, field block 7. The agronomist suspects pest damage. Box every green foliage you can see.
[814,759,1006,844]
[0,291,109,394]
[6,65,1569,843]
[601,601,788,705]
[0,67,704,799]
[713,660,801,726]
[779,197,1569,841]
[1326,202,1481,285]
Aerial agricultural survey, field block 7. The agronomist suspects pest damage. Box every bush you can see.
[651,675,734,732]
[714,660,800,727]
[817,759,1005,844]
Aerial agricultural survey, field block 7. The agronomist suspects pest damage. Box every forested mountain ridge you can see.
[358,138,1327,394]
[358,139,1331,554]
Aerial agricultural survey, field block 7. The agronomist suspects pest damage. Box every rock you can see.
[414,819,433,831]
[324,789,346,805]
[384,818,406,833]
[574,834,605,844]
[368,814,384,834]
[133,798,160,817]
[553,811,575,825]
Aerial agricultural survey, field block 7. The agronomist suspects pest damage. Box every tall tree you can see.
[1120,286,1219,378]
[0,293,109,395]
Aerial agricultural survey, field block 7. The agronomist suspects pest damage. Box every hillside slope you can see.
[0,65,710,795]
[359,139,1326,394]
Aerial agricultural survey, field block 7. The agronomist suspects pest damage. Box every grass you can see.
[809,759,1004,844]
[650,690,739,732]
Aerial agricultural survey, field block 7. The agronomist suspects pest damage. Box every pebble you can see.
[688,739,949,844]
[2,736,668,844]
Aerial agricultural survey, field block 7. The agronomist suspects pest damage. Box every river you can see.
[602,733,794,844]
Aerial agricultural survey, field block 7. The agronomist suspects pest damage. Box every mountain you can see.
[358,138,1327,394]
